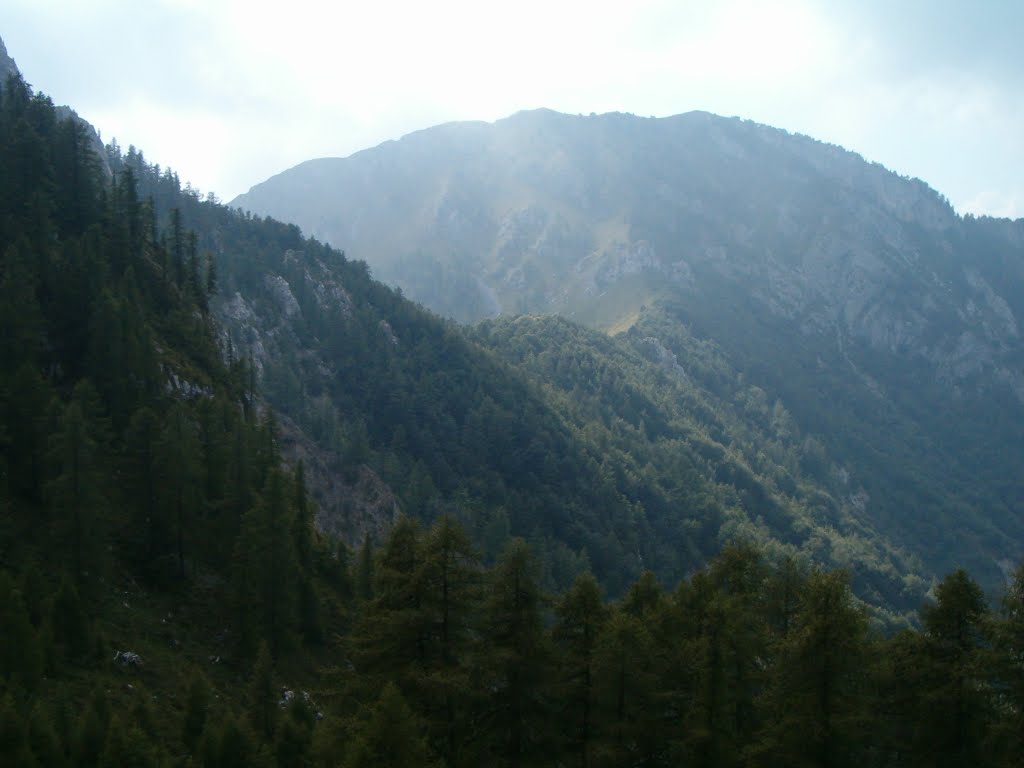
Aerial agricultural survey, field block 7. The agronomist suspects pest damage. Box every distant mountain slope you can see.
[234,109,1024,591]
[144,159,923,607]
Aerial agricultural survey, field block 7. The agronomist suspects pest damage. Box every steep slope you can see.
[83,126,922,613]
[234,109,1024,590]
[0,65,365,765]
[127,152,913,605]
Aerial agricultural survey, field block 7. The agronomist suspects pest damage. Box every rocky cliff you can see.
[0,35,18,81]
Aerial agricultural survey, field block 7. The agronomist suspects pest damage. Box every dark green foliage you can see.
[0,572,43,692]
[155,402,202,580]
[348,515,424,697]
[248,642,277,741]
[233,467,300,657]
[477,538,552,767]
[354,534,374,603]
[342,683,434,768]
[416,515,481,764]
[0,693,35,767]
[73,689,110,768]
[26,702,62,768]
[49,577,89,661]
[554,572,608,766]
[213,714,269,768]
[182,672,210,753]
[913,570,993,768]
[754,570,871,768]
[99,716,157,768]
[991,564,1024,764]
[274,698,316,768]
[592,607,661,767]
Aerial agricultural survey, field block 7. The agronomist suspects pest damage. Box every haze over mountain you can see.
[234,110,1024,592]
[0,30,935,617]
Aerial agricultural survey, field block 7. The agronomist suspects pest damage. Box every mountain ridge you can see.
[233,107,1024,594]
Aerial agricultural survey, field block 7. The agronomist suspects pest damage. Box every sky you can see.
[3,0,1023,218]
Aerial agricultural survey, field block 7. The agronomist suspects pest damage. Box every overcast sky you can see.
[4,0,1023,218]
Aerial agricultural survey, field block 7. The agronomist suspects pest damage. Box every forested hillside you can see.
[86,129,931,613]
[4,62,1024,768]
[234,108,1024,594]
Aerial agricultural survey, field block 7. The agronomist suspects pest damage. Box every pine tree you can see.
[342,682,436,768]
[991,562,1024,766]
[0,692,35,767]
[73,689,110,767]
[47,388,108,585]
[26,702,63,768]
[182,672,211,754]
[168,206,185,286]
[669,553,769,768]
[0,572,43,692]
[553,571,608,768]
[0,244,45,375]
[292,462,322,643]
[349,516,424,697]
[592,606,661,768]
[155,402,202,580]
[123,406,161,573]
[354,533,375,603]
[476,538,552,767]
[217,714,269,768]
[99,715,157,768]
[417,514,482,765]
[50,576,90,662]
[275,699,315,768]
[248,641,278,741]
[232,467,299,657]
[911,569,993,768]
[753,569,871,768]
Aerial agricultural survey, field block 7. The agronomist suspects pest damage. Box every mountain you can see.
[234,109,1024,593]
[123,154,916,610]
[0,28,914,617]
[8,37,1024,768]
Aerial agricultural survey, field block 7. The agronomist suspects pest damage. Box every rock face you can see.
[211,247,395,545]
[0,35,19,82]
[234,109,1024,403]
